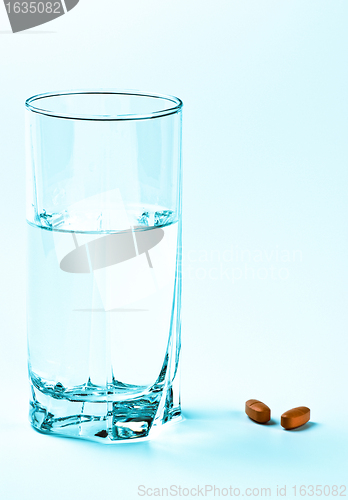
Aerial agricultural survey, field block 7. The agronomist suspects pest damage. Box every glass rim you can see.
[25,89,183,121]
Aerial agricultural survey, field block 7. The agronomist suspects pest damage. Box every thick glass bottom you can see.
[29,379,181,443]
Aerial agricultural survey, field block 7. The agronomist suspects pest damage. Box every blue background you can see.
[0,1,347,498]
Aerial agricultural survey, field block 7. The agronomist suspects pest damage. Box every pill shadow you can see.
[263,418,277,426]
[247,417,277,426]
[283,422,319,432]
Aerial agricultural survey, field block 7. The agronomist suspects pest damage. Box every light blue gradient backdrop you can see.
[0,1,347,498]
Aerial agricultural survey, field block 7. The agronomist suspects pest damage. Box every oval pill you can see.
[281,406,310,430]
[245,399,271,423]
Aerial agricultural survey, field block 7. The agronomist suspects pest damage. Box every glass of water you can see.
[25,90,183,442]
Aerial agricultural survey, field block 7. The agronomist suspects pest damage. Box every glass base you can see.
[29,380,181,443]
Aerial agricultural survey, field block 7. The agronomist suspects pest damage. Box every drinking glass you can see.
[25,90,183,442]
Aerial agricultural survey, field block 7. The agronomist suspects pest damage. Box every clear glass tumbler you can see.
[25,90,183,442]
